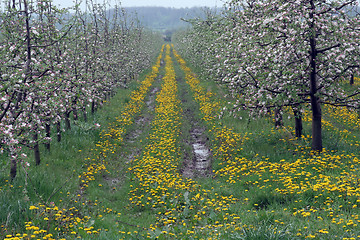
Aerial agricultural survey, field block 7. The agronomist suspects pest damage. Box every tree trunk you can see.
[91,101,96,114]
[34,133,41,165]
[309,0,322,152]
[350,72,354,85]
[293,107,303,139]
[57,121,61,142]
[274,107,283,128]
[73,107,78,121]
[311,98,322,151]
[83,107,87,122]
[45,123,51,151]
[72,97,78,120]
[10,157,17,180]
[65,111,71,130]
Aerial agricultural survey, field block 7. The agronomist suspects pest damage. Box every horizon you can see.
[52,0,223,10]
[0,0,224,12]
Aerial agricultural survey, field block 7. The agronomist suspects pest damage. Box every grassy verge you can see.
[174,47,360,239]
[0,46,164,240]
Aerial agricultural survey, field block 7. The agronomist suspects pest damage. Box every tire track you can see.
[177,76,212,178]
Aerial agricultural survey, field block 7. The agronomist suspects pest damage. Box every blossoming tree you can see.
[175,0,360,151]
[225,0,360,151]
[0,0,162,179]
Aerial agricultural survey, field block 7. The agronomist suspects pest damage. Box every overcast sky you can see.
[51,0,224,9]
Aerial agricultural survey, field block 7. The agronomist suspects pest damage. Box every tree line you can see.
[173,0,360,151]
[0,0,162,179]
[123,6,212,32]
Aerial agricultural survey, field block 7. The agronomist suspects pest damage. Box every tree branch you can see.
[316,43,340,54]
[32,24,73,48]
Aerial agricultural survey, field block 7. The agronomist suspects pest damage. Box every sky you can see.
[51,0,224,9]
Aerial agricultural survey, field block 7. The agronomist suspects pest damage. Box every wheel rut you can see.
[177,77,212,178]
[121,77,162,164]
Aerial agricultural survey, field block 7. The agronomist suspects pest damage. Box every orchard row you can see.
[2,41,360,239]
[0,0,162,178]
[1,46,164,240]
[173,0,360,151]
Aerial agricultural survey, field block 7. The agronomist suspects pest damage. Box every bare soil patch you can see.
[178,79,212,178]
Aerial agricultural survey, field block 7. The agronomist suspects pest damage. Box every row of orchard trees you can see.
[174,0,360,151]
[0,0,162,179]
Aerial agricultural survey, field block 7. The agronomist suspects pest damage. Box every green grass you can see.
[0,64,156,238]
[177,53,360,239]
[1,47,360,239]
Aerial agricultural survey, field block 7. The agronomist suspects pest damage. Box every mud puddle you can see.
[179,82,212,178]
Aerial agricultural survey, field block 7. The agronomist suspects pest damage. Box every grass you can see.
[0,52,162,239]
[1,45,360,239]
[173,48,360,239]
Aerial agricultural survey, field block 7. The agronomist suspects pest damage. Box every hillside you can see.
[123,6,214,32]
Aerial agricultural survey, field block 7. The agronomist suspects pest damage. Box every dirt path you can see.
[120,53,213,180]
[176,75,213,178]
[121,80,162,164]
[102,71,163,190]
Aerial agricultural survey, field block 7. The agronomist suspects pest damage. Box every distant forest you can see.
[123,7,217,33]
